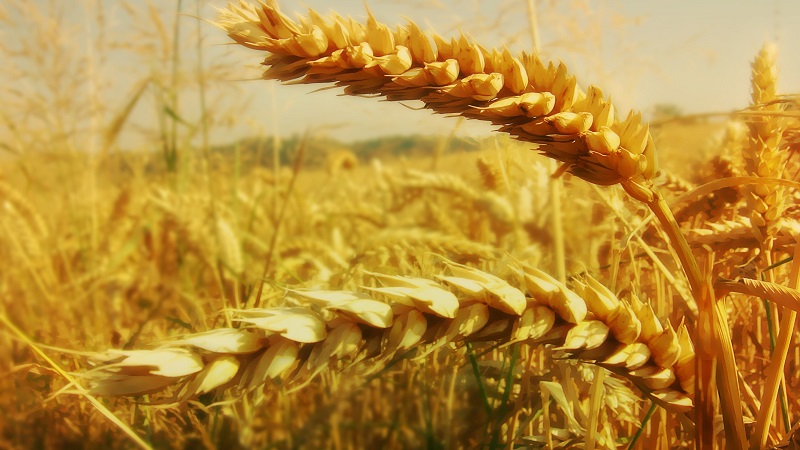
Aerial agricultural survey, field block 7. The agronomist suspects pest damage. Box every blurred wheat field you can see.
[2,1,800,449]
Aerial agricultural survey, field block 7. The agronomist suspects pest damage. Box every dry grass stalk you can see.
[87,258,694,414]
[217,0,658,200]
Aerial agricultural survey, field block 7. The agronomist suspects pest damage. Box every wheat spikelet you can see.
[87,259,694,415]
[217,0,658,200]
[473,190,516,228]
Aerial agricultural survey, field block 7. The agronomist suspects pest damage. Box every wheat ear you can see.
[742,43,787,248]
[216,0,658,200]
[87,259,694,414]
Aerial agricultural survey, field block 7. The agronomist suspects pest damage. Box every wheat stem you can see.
[649,185,749,449]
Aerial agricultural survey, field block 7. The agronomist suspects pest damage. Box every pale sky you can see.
[2,0,799,149]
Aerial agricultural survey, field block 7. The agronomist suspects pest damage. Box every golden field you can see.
[2,1,800,449]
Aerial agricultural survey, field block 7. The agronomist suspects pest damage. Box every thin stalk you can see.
[466,343,493,417]
[584,366,605,450]
[763,299,777,351]
[627,402,657,449]
[711,273,747,450]
[524,0,541,52]
[765,250,792,433]
[758,265,791,435]
[270,83,281,223]
[765,255,793,271]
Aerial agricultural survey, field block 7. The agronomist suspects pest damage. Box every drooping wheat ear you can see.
[742,43,787,248]
[87,259,694,414]
[217,0,658,200]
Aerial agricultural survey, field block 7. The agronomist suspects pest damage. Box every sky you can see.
[2,0,799,149]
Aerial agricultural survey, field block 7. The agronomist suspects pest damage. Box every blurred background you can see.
[2,3,799,448]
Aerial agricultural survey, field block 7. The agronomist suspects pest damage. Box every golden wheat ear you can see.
[742,43,788,249]
[216,0,658,200]
[87,260,694,414]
